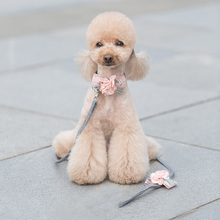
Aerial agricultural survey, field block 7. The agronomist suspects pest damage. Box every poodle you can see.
[53,12,160,185]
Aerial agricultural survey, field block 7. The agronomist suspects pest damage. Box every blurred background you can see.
[1,0,219,121]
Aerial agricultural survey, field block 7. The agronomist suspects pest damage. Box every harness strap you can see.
[118,157,175,207]
[54,90,176,208]
[54,97,98,163]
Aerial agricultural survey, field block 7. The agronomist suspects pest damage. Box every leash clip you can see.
[94,90,99,102]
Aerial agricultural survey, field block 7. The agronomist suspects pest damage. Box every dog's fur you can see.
[53,12,160,185]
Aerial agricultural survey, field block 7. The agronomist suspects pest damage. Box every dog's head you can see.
[78,12,149,81]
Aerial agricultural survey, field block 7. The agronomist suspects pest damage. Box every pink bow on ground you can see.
[150,170,169,185]
[92,74,126,96]
[145,170,177,189]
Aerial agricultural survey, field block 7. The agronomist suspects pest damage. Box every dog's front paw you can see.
[67,153,107,184]
[108,161,148,184]
[67,131,108,185]
[52,129,75,158]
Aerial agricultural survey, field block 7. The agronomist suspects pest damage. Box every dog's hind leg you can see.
[52,129,76,159]
[145,136,160,161]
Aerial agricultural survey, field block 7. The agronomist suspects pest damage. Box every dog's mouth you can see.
[104,62,115,66]
[102,62,121,68]
[97,60,118,67]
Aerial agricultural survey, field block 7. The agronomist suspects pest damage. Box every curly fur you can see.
[53,11,160,185]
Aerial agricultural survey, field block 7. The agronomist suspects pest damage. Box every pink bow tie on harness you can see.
[92,74,126,95]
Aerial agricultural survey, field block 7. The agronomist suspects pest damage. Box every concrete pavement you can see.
[1,0,220,219]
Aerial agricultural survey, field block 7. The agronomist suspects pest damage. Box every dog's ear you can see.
[125,51,150,81]
[76,50,97,81]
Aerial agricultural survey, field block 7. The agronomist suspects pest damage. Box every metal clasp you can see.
[94,91,99,102]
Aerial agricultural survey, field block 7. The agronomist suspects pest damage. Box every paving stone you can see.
[133,5,220,56]
[0,107,75,160]
[142,2,220,31]
[0,26,87,72]
[181,199,220,220]
[148,53,220,93]
[1,139,219,219]
[134,19,197,49]
[142,99,220,151]
[0,65,89,120]
[146,47,180,62]
[0,0,102,17]
[0,63,216,121]
[136,20,220,56]
[129,80,216,119]
[1,1,219,220]
[148,31,220,57]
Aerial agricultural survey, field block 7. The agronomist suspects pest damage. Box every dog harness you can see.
[92,73,126,95]
[54,73,177,207]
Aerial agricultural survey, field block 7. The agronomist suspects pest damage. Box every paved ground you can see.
[1,0,220,219]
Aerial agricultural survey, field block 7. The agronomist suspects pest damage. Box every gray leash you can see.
[118,157,175,207]
[54,93,98,163]
[54,90,176,208]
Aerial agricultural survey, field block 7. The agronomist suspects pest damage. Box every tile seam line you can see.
[0,104,77,122]
[0,144,52,162]
[0,95,219,124]
[149,135,220,152]
[1,133,219,162]
[140,96,220,121]
[169,197,220,219]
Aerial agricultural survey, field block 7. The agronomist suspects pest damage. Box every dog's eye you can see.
[116,41,124,46]
[96,42,103,47]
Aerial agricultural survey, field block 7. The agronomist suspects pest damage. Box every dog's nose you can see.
[104,55,113,64]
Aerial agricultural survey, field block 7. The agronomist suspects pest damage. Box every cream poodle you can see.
[53,12,160,185]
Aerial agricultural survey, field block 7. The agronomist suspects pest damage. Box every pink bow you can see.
[92,74,126,96]
[145,170,177,189]
[100,75,117,95]
[150,170,169,185]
